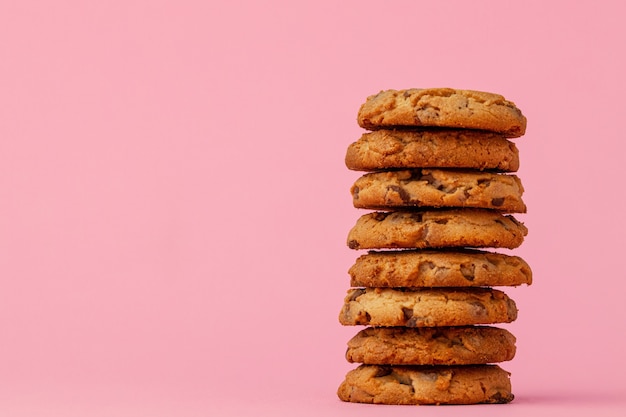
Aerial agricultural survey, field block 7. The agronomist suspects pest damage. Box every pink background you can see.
[1,1,625,415]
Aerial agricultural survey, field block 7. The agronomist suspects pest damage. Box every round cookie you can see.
[357,88,526,137]
[345,129,520,172]
[339,287,517,327]
[347,209,527,250]
[349,250,532,288]
[337,364,514,405]
[352,169,526,213]
[346,326,516,365]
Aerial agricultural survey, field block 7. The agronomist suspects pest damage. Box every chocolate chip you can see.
[405,315,420,327]
[348,288,366,302]
[387,185,411,203]
[470,301,487,317]
[373,212,389,221]
[408,169,425,181]
[488,391,513,404]
[491,197,505,207]
[460,263,476,281]
[402,307,414,321]
[348,240,360,249]
[421,173,444,190]
[352,186,360,199]
[374,366,393,377]
[411,212,424,222]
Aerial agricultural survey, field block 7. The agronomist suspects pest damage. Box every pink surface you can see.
[1,0,625,415]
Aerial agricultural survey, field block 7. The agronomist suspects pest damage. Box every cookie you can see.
[351,169,526,213]
[349,249,532,288]
[345,129,520,172]
[357,88,526,137]
[339,287,517,327]
[347,210,527,250]
[346,326,516,366]
[337,364,514,405]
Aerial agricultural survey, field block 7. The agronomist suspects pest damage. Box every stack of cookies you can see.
[337,88,531,405]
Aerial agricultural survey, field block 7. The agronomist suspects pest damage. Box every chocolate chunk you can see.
[374,366,393,377]
[373,212,390,221]
[460,263,476,281]
[489,391,514,404]
[421,173,444,190]
[348,288,366,302]
[387,185,411,203]
[411,212,424,222]
[470,301,487,317]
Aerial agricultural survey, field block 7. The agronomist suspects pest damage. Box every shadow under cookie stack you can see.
[337,88,531,405]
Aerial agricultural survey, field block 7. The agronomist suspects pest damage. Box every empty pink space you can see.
[1,0,625,415]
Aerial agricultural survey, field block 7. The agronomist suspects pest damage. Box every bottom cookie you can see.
[338,364,513,405]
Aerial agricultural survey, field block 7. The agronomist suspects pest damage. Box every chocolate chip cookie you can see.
[352,169,526,212]
[357,88,526,137]
[346,326,516,365]
[339,287,517,327]
[345,129,520,172]
[338,364,514,404]
[349,249,532,288]
[347,209,527,250]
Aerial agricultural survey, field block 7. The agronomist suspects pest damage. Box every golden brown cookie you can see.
[357,88,526,137]
[338,364,514,404]
[345,129,520,172]
[347,210,527,250]
[346,326,516,365]
[349,249,532,288]
[351,169,526,213]
[339,287,517,327]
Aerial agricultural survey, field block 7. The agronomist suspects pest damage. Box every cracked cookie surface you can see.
[338,364,514,405]
[349,249,532,288]
[352,169,526,212]
[339,287,517,327]
[347,209,527,250]
[346,326,516,365]
[357,88,526,137]
[345,129,520,172]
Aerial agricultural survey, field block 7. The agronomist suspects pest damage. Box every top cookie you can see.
[358,88,526,137]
